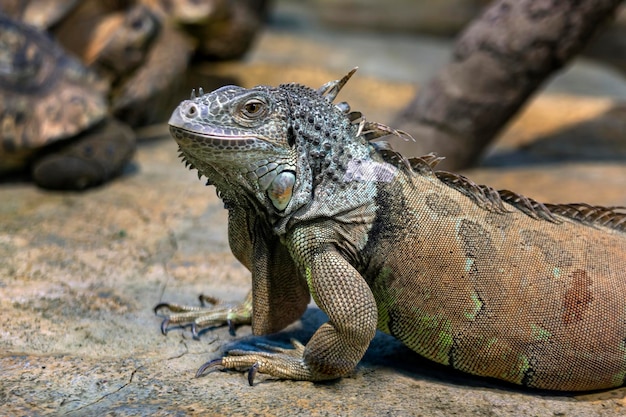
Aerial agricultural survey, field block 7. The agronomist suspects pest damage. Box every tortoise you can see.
[0,2,184,189]
[0,0,270,189]
[26,0,271,125]
[0,13,136,190]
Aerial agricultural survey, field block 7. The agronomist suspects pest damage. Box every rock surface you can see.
[2,1,626,416]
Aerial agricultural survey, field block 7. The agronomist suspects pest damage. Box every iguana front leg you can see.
[200,247,378,384]
[155,291,253,338]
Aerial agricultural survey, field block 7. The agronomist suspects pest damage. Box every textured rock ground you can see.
[3,2,626,416]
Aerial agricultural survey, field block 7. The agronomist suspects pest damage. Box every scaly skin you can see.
[158,70,626,390]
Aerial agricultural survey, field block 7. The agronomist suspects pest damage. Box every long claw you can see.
[196,358,224,378]
[199,294,220,307]
[160,318,170,335]
[154,302,193,314]
[248,362,259,386]
[154,303,170,314]
[227,319,236,336]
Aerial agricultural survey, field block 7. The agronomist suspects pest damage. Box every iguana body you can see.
[159,70,626,391]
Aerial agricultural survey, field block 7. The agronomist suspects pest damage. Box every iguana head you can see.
[169,69,401,222]
[169,82,303,213]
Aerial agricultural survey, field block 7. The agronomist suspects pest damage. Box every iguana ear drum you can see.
[267,171,295,211]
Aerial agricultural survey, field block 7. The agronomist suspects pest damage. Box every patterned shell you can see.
[0,14,107,171]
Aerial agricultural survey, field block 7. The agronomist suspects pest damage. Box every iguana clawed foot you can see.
[154,291,252,339]
[197,339,310,386]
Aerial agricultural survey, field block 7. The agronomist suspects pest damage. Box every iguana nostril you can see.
[185,104,199,118]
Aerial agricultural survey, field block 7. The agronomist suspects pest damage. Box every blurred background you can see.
[1,0,626,189]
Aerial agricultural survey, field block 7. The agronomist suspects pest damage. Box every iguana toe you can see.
[154,292,253,337]
[195,358,226,378]
[197,340,312,385]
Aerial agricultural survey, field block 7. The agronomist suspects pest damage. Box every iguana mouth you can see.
[169,124,258,148]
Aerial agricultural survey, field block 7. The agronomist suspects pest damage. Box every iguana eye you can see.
[240,98,267,119]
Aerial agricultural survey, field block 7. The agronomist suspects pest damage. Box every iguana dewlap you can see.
[158,69,626,391]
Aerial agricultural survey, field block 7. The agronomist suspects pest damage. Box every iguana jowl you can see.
[158,69,626,391]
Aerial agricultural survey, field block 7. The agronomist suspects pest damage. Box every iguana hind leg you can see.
[155,291,252,339]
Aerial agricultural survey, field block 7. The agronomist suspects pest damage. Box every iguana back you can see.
[363,157,626,391]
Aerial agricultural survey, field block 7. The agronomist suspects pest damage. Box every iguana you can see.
[156,69,626,391]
